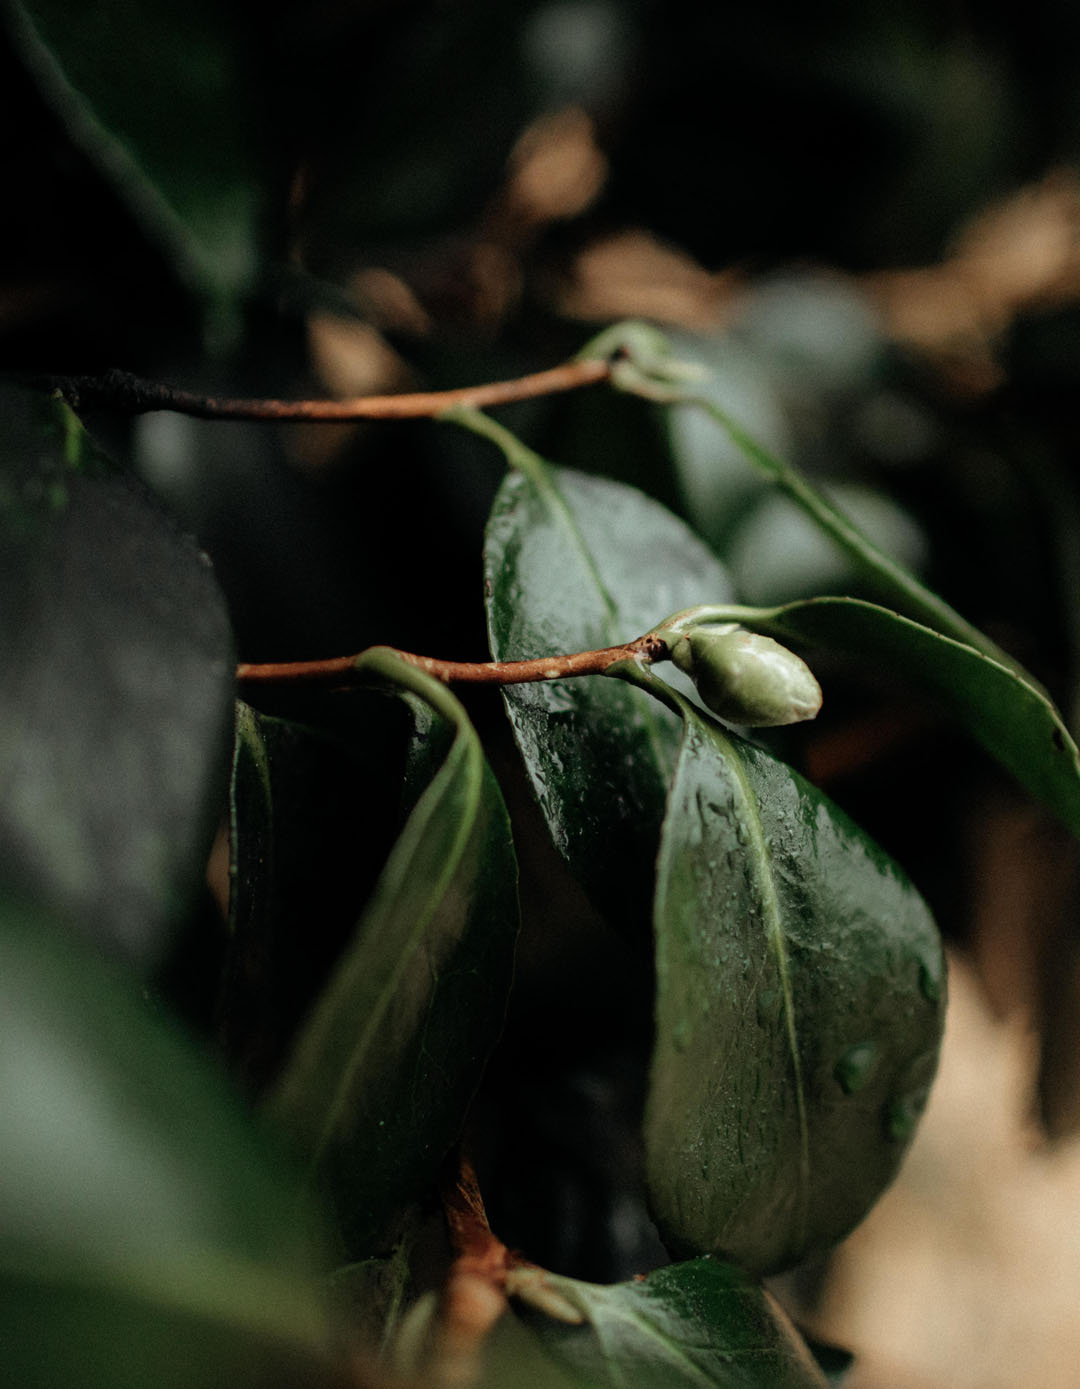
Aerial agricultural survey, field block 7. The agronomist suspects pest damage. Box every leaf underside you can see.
[739,596,1080,839]
[269,652,519,1256]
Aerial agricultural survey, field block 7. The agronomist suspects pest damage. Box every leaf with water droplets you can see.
[647,701,945,1274]
[483,451,732,933]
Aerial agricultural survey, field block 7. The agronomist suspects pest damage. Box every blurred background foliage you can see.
[6,1,1080,1381]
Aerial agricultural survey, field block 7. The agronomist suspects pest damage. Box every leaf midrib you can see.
[689,714,810,1252]
[304,726,480,1168]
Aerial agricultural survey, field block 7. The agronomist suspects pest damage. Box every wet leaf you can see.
[0,383,234,970]
[645,694,945,1274]
[9,0,265,303]
[480,417,732,931]
[0,894,332,1389]
[481,1258,826,1387]
[269,649,519,1255]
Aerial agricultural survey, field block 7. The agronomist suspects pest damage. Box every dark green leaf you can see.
[0,383,235,970]
[480,416,733,931]
[0,894,332,1389]
[728,596,1080,838]
[481,1258,825,1388]
[644,691,945,1274]
[8,0,265,303]
[268,649,519,1255]
[220,697,409,1090]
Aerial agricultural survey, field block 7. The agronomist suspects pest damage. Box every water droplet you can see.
[834,1042,878,1095]
[884,1090,926,1143]
[918,959,942,1003]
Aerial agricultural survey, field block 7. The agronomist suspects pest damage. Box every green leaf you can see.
[757,596,1080,836]
[480,1258,826,1387]
[667,596,1080,840]
[268,649,519,1255]
[8,0,265,305]
[0,894,332,1389]
[473,408,733,931]
[0,383,235,970]
[642,686,945,1274]
[220,697,410,1090]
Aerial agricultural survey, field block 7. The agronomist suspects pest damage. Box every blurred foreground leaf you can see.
[0,896,332,1389]
[0,384,234,969]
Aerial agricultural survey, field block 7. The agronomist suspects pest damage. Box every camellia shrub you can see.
[5,3,1080,1386]
[8,316,1080,1388]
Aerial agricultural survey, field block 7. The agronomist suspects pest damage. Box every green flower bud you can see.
[670,627,822,727]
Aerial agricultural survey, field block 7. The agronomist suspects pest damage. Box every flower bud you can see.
[670,628,822,727]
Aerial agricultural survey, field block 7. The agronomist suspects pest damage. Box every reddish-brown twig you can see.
[235,633,668,689]
[26,357,611,420]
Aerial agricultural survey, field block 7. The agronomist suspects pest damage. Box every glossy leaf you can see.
[644,689,945,1274]
[269,649,519,1255]
[478,410,733,930]
[0,383,235,969]
[480,1258,825,1388]
[721,596,1080,838]
[9,0,264,302]
[0,894,332,1389]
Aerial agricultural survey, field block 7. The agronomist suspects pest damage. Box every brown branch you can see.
[433,1155,516,1381]
[235,633,669,688]
[24,357,611,420]
[441,1154,509,1274]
